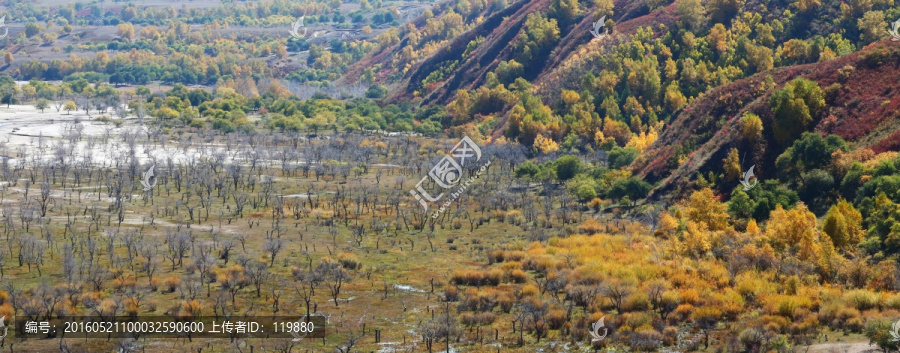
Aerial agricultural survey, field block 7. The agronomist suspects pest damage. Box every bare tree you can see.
[319,261,350,307]
[244,260,269,298]
[292,265,323,319]
[264,236,284,264]
[334,316,367,353]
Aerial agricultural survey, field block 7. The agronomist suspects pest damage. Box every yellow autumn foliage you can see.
[625,127,658,151]
[765,203,820,262]
[533,134,559,154]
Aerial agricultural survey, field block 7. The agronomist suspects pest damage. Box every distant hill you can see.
[347,0,900,204]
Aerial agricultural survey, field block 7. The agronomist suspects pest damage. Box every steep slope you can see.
[633,40,900,200]
[345,0,900,208]
[353,0,680,106]
[342,0,536,104]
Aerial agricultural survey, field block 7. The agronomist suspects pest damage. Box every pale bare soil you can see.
[807,342,880,353]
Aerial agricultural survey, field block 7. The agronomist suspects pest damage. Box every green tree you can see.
[608,146,639,169]
[555,155,582,181]
[608,177,652,204]
[675,0,706,31]
[708,0,743,23]
[770,78,825,145]
[515,161,541,180]
[25,23,43,38]
[136,86,151,98]
[568,176,599,203]
[748,181,799,220]
[35,98,49,113]
[495,60,525,84]
[775,132,846,185]
[550,0,580,28]
[728,189,753,220]
[1,88,18,108]
[511,13,560,71]
[63,100,77,114]
[365,85,389,99]
[858,10,887,43]
[864,317,900,353]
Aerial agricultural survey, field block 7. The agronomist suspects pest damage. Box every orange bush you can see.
[505,251,527,262]
[579,219,604,234]
[487,250,505,264]
[508,269,528,283]
[164,277,180,292]
[545,309,568,329]
[679,289,700,305]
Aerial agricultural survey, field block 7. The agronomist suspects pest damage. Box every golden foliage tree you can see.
[656,211,679,238]
[685,188,729,231]
[533,134,559,154]
[625,127,658,152]
[723,148,742,182]
[118,23,136,41]
[602,117,631,146]
[707,23,728,54]
[765,203,820,261]
[741,113,763,142]
[822,199,864,250]
[684,220,712,256]
[746,219,761,237]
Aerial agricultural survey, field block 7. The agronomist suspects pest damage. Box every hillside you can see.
[348,0,900,207]
[635,41,900,200]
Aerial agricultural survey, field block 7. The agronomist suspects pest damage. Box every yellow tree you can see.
[817,235,843,281]
[685,188,729,231]
[822,199,864,250]
[746,219,761,237]
[560,89,580,106]
[63,101,76,114]
[722,148,741,182]
[692,306,722,349]
[448,89,471,120]
[765,203,820,262]
[665,82,687,111]
[593,0,614,17]
[117,23,136,41]
[533,134,559,154]
[741,113,763,142]
[684,220,712,256]
[707,23,728,54]
[656,211,679,238]
[602,117,631,146]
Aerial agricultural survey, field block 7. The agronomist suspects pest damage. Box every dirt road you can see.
[806,342,880,353]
